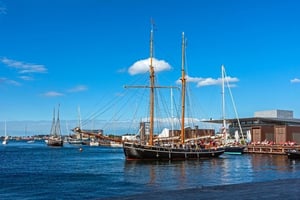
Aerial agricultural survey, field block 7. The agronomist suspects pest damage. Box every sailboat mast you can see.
[224,66,245,141]
[55,104,61,137]
[171,88,174,136]
[78,106,82,129]
[4,120,7,137]
[50,108,55,135]
[149,24,155,146]
[180,32,186,144]
[221,65,227,144]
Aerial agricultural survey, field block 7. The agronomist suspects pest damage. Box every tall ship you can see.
[123,26,225,160]
[47,105,63,147]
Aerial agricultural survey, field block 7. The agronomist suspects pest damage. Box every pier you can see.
[245,144,300,155]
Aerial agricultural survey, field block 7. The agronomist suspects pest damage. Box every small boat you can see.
[2,120,8,145]
[286,149,300,159]
[224,145,245,154]
[27,140,35,144]
[47,106,63,147]
[2,136,8,145]
[47,136,63,146]
[73,127,123,147]
[89,138,99,146]
[110,141,122,148]
[123,28,224,160]
[68,138,83,145]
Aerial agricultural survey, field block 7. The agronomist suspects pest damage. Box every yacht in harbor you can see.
[47,106,63,147]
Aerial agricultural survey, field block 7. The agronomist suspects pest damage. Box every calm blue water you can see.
[1,141,300,199]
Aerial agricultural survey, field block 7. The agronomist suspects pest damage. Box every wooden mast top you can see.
[149,23,155,146]
[180,32,186,144]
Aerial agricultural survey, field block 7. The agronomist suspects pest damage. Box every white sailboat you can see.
[2,121,8,145]
[221,65,245,154]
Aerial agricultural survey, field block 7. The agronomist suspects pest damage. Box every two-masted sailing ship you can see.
[47,106,63,147]
[123,27,225,160]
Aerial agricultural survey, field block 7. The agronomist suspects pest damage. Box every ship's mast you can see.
[124,23,177,146]
[222,65,245,141]
[221,65,227,144]
[55,104,61,137]
[149,23,155,146]
[180,32,186,144]
[4,120,7,137]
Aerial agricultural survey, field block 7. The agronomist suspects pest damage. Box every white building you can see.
[254,110,293,119]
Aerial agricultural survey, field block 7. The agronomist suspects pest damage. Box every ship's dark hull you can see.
[224,146,245,154]
[123,142,225,160]
[287,150,300,159]
[47,139,63,147]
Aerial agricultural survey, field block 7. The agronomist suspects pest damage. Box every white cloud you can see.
[43,91,64,97]
[67,85,88,93]
[176,75,204,84]
[19,76,34,81]
[175,75,239,87]
[128,58,171,75]
[197,77,219,87]
[1,57,47,74]
[0,77,21,86]
[291,78,300,83]
[0,2,6,15]
[186,75,204,83]
[197,76,239,87]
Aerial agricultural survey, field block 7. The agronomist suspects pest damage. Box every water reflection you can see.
[288,158,300,172]
[123,154,300,191]
[219,154,254,184]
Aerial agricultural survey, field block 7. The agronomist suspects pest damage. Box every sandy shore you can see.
[101,178,300,200]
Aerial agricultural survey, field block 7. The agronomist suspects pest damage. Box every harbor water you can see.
[1,141,300,199]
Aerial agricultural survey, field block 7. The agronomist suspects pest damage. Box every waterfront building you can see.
[207,109,300,144]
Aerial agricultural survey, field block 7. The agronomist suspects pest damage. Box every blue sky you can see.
[1,0,300,135]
